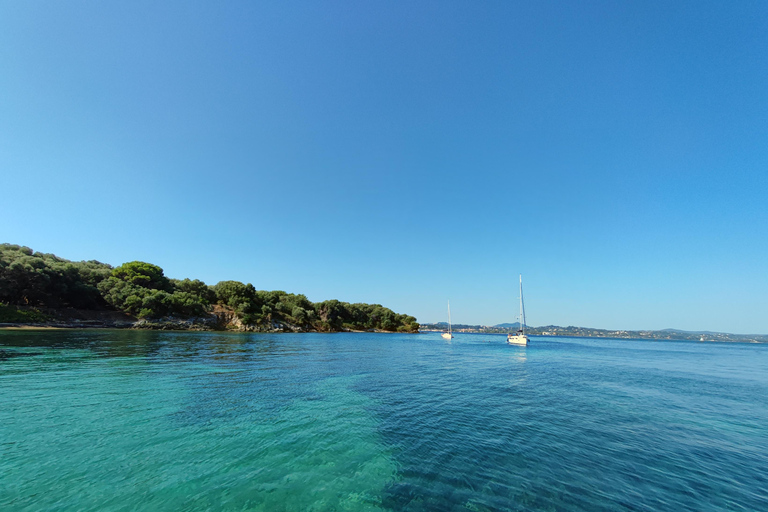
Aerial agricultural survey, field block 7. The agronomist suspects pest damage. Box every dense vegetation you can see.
[0,244,419,332]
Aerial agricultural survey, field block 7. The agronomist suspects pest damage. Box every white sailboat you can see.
[507,275,529,346]
[441,300,453,339]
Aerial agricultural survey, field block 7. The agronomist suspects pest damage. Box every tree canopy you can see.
[0,244,111,309]
[0,244,419,332]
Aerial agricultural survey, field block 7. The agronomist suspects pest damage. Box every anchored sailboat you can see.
[507,275,529,346]
[441,301,453,339]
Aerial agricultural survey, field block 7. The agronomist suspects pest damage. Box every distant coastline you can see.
[420,323,768,344]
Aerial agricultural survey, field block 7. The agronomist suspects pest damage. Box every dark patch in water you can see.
[0,349,44,360]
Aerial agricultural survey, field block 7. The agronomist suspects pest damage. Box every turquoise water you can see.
[1,331,767,511]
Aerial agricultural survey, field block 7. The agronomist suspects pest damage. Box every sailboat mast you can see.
[519,274,524,335]
[448,300,452,335]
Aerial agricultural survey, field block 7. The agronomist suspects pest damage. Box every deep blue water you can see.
[1,330,767,511]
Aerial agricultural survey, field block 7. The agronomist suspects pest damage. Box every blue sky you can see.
[1,1,766,333]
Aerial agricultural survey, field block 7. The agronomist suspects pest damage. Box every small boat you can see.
[507,275,529,346]
[441,300,454,339]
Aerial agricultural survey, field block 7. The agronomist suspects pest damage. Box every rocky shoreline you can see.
[0,307,401,333]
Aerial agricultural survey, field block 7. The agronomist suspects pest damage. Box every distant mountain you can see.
[494,322,524,329]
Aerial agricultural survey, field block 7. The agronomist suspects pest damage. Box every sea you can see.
[1,330,766,512]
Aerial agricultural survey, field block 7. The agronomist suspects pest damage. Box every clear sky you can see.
[1,1,766,333]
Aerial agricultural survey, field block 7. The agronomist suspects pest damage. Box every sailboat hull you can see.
[506,334,528,345]
[441,333,453,339]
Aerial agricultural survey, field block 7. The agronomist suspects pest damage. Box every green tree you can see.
[98,261,207,318]
[112,261,171,291]
[0,244,112,308]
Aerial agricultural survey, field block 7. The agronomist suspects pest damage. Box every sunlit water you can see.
[1,330,767,511]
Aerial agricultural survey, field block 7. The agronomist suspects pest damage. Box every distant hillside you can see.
[660,328,723,335]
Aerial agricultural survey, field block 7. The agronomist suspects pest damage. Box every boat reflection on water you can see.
[508,346,527,364]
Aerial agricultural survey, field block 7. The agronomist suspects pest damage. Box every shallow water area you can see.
[1,330,767,511]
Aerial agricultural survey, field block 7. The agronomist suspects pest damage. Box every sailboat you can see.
[507,275,529,345]
[441,300,454,339]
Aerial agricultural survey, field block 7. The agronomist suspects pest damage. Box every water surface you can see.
[2,330,767,511]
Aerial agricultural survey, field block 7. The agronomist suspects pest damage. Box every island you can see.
[0,244,419,333]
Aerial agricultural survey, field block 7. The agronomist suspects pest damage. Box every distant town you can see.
[419,323,768,343]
